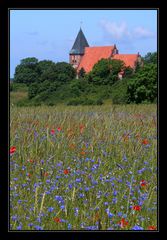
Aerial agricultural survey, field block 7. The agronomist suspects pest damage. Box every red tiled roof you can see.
[113,54,138,69]
[77,46,115,73]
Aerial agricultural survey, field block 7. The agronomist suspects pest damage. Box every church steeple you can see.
[70,28,89,55]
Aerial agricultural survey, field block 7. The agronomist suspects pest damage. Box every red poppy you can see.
[53,217,61,223]
[140,180,147,187]
[10,146,16,154]
[28,159,34,163]
[148,226,156,230]
[80,124,85,129]
[51,129,55,135]
[64,169,70,175]
[69,143,76,149]
[133,205,141,211]
[27,173,32,177]
[118,218,128,228]
[80,151,86,155]
[80,124,85,134]
[43,172,49,177]
[142,139,149,145]
[57,127,61,132]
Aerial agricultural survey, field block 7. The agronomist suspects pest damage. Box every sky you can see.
[10,10,157,78]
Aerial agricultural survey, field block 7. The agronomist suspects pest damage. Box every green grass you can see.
[10,104,157,230]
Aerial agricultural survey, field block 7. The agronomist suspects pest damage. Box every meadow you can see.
[10,104,157,230]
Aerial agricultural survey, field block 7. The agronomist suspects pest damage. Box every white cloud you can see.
[100,20,131,40]
[133,26,154,39]
[100,19,154,41]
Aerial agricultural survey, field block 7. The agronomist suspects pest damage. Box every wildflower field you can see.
[10,104,157,231]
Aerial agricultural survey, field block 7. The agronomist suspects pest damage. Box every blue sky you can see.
[10,10,157,77]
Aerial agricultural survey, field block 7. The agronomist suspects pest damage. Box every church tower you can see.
[69,28,89,69]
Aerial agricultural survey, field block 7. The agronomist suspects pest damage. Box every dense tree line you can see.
[12,52,157,105]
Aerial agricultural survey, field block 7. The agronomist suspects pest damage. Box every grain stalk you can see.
[39,192,46,214]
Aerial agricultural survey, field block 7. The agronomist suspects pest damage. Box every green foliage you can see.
[13,51,157,106]
[10,83,28,92]
[127,63,157,104]
[78,67,86,79]
[110,78,129,104]
[37,60,56,75]
[143,52,157,64]
[14,57,39,85]
[67,97,104,106]
[53,62,76,82]
[88,58,126,85]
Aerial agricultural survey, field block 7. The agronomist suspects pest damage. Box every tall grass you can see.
[10,104,157,230]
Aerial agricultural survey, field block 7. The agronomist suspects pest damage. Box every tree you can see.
[39,62,76,84]
[127,63,157,103]
[87,58,126,85]
[78,67,86,78]
[143,52,157,65]
[54,62,76,82]
[14,57,39,85]
[37,60,56,76]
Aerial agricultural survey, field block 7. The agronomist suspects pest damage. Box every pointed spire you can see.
[70,28,89,55]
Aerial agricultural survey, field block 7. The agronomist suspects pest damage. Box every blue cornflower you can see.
[117,212,123,217]
[48,207,54,212]
[85,187,90,191]
[21,183,27,188]
[68,184,73,189]
[108,212,114,218]
[74,207,79,216]
[138,168,146,174]
[107,227,113,230]
[28,223,33,227]
[60,205,65,210]
[36,217,41,223]
[13,178,18,181]
[76,178,82,183]
[46,191,51,195]
[131,225,144,230]
[79,193,84,198]
[92,180,98,185]
[11,215,17,221]
[55,195,63,202]
[122,153,128,161]
[41,160,44,165]
[17,225,22,230]
[106,208,114,218]
[85,225,98,230]
[104,202,109,206]
[113,190,118,196]
[112,198,117,204]
[34,225,43,230]
[68,223,72,230]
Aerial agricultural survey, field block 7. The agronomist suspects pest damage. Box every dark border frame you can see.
[0,1,162,239]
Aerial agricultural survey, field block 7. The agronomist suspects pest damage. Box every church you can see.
[69,28,142,78]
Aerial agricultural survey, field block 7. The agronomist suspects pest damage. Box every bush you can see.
[10,83,28,92]
[66,97,104,106]
[110,78,129,104]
